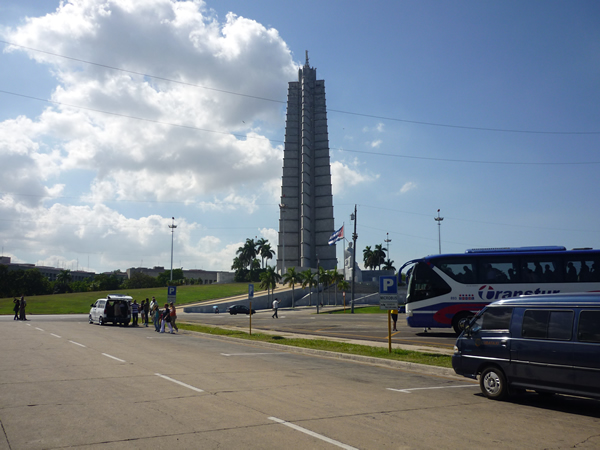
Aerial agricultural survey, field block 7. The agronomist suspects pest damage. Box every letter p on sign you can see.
[379,276,398,294]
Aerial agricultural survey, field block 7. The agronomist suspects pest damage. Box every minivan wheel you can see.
[452,312,474,335]
[88,315,93,324]
[480,367,508,400]
[99,316,104,326]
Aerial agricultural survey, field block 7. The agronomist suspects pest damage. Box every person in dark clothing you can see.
[13,298,20,320]
[19,296,27,320]
[143,298,150,327]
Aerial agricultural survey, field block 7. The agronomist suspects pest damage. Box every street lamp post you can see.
[384,232,391,264]
[169,217,177,281]
[434,209,443,254]
[350,205,357,314]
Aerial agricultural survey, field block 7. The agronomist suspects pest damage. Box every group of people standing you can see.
[147,297,179,334]
[12,296,27,321]
[129,297,178,333]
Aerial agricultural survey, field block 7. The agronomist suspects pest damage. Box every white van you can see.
[89,294,132,326]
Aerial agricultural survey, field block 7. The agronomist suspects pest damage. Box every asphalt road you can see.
[181,307,458,353]
[2,315,600,449]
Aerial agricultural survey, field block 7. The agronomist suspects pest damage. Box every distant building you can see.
[125,266,234,284]
[277,52,336,273]
[0,256,95,282]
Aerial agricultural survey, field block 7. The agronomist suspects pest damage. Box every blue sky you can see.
[1,0,599,274]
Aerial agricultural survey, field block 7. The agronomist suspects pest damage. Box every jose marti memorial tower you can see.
[277,53,336,273]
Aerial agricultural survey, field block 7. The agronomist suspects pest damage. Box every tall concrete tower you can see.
[277,53,336,273]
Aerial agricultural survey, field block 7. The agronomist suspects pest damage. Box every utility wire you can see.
[2,89,599,166]
[2,39,599,135]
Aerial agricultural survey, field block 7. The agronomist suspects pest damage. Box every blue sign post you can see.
[167,286,177,304]
[248,284,254,299]
[379,276,398,309]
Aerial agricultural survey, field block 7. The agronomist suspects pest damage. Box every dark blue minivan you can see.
[452,293,600,400]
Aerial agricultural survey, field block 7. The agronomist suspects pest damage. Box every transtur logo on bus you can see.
[477,285,561,300]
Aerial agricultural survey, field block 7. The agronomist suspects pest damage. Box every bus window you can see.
[477,258,518,284]
[433,259,476,284]
[408,262,451,302]
[577,310,600,342]
[564,259,597,282]
[520,257,563,283]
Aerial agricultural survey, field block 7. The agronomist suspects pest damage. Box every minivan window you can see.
[522,310,573,340]
[577,310,600,343]
[472,307,512,332]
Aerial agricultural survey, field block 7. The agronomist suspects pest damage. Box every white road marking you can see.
[387,384,476,394]
[155,373,204,393]
[220,352,285,357]
[35,327,44,331]
[50,333,61,338]
[69,340,86,348]
[102,353,126,363]
[268,417,358,450]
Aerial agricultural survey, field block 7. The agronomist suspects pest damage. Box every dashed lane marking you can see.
[387,384,476,394]
[155,373,204,393]
[102,353,126,363]
[268,417,358,450]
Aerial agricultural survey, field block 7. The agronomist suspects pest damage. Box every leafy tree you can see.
[247,259,262,282]
[282,267,303,309]
[54,269,73,294]
[236,238,257,269]
[124,272,158,289]
[301,269,316,306]
[90,272,122,291]
[70,280,91,293]
[156,269,184,286]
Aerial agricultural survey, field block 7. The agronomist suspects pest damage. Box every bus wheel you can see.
[480,367,508,400]
[452,312,474,335]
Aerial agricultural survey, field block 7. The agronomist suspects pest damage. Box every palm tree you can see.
[236,238,257,268]
[231,257,245,272]
[319,267,332,306]
[301,269,316,306]
[373,244,387,269]
[282,267,303,309]
[330,270,344,306]
[259,265,281,304]
[363,246,374,269]
[255,238,268,268]
[260,243,275,268]
[56,269,72,285]
[382,259,395,271]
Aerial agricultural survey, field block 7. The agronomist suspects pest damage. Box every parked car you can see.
[89,294,132,326]
[453,293,600,401]
[226,304,256,315]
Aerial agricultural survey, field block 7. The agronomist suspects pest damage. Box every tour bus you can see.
[400,246,600,334]
[452,293,600,400]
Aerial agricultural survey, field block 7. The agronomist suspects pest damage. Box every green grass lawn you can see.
[178,322,452,368]
[0,283,256,315]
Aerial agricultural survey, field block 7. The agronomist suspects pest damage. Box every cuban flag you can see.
[328,226,344,245]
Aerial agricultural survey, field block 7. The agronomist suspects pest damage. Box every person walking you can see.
[391,309,398,332]
[169,302,178,332]
[132,300,139,326]
[143,298,150,327]
[150,298,160,332]
[272,298,279,319]
[19,295,27,321]
[13,298,20,320]
[161,304,173,334]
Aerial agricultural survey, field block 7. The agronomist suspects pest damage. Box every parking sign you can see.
[379,275,398,309]
[167,286,177,303]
